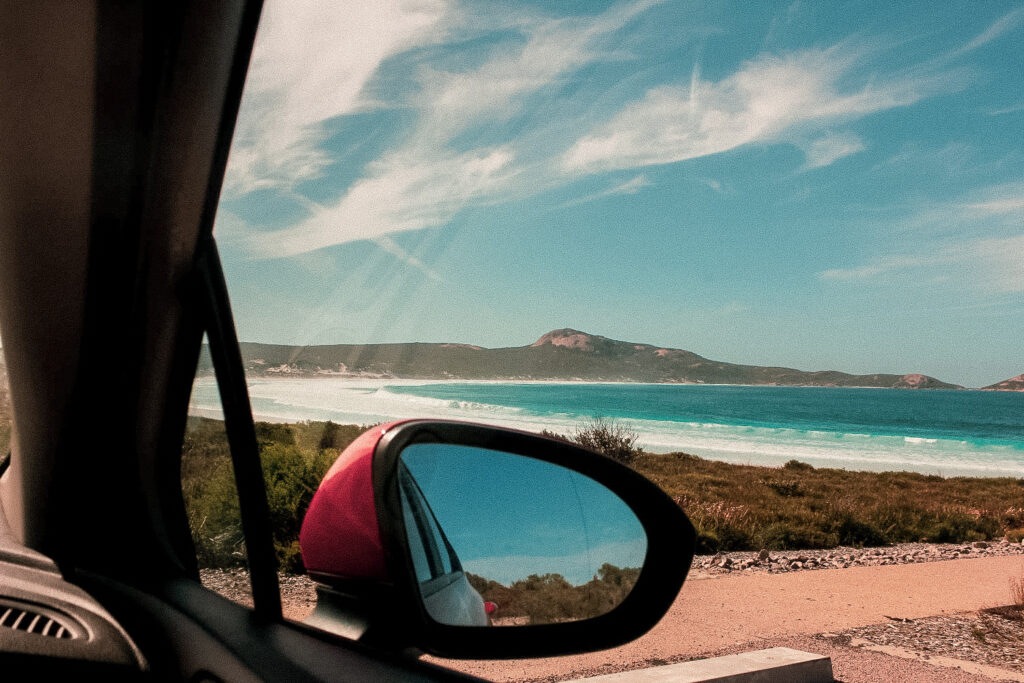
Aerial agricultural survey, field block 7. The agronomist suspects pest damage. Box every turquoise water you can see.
[190,378,1024,477]
[384,384,1024,478]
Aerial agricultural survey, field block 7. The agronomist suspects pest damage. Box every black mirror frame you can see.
[371,420,696,659]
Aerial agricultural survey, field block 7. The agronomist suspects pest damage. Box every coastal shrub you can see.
[539,428,574,444]
[187,458,246,568]
[715,524,753,551]
[930,514,1001,544]
[318,420,341,450]
[255,422,295,446]
[260,442,336,572]
[762,478,804,497]
[831,514,887,547]
[467,564,640,625]
[783,459,813,471]
[183,418,1024,571]
[572,417,641,466]
[755,522,833,550]
[183,418,364,572]
[694,529,720,554]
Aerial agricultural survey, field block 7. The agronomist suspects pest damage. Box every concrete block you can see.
[576,647,833,682]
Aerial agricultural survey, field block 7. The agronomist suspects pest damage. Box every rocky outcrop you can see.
[981,374,1024,391]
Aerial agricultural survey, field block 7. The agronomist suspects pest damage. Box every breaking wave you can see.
[188,378,1024,478]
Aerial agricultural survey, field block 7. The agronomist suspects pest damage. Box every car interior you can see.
[0,3,695,680]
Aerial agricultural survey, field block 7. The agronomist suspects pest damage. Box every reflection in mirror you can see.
[399,444,647,627]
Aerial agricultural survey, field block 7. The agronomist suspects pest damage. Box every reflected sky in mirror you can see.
[400,443,646,587]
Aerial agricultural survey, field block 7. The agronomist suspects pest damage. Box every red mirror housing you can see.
[299,421,408,584]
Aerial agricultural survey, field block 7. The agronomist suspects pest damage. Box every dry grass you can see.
[634,451,1024,553]
[1012,570,1024,609]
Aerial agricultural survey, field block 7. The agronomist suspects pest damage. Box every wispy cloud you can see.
[562,44,956,174]
[801,131,865,169]
[819,255,933,281]
[819,183,1024,292]
[989,102,1024,116]
[245,1,657,257]
[819,236,1024,293]
[956,7,1024,55]
[229,2,970,259]
[957,181,1024,217]
[698,177,726,193]
[557,175,650,208]
[249,146,519,257]
[223,0,452,197]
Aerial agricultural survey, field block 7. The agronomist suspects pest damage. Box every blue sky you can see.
[401,444,647,585]
[215,1,1024,388]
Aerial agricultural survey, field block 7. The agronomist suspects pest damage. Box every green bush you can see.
[572,417,642,466]
[763,478,804,497]
[755,522,834,550]
[467,564,640,625]
[831,514,887,547]
[183,418,364,572]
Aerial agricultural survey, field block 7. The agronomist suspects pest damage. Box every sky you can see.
[214,0,1024,388]
[401,443,647,586]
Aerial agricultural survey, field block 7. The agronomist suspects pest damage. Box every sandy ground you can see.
[431,555,1024,682]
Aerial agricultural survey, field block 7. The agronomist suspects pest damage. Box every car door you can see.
[0,2,480,680]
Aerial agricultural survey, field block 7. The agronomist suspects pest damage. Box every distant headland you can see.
[194,329,1019,390]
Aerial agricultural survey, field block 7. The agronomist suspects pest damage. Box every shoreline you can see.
[201,371,1024,391]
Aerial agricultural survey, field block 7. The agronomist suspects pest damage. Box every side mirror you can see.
[299,420,695,659]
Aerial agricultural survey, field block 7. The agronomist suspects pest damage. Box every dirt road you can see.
[435,554,1024,681]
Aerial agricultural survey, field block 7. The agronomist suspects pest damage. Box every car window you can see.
[209,0,1024,673]
[182,341,254,609]
[399,464,458,584]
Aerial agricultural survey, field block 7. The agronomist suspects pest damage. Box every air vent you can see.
[0,600,78,639]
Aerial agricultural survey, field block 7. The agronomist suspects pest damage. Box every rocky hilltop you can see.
[981,374,1024,392]
[204,328,964,389]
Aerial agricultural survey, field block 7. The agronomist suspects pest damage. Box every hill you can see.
[200,328,963,389]
[981,374,1024,392]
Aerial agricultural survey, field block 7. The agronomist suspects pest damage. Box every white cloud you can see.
[819,256,929,281]
[968,235,1024,292]
[957,7,1023,54]
[699,177,725,193]
[231,3,969,259]
[250,146,518,257]
[818,183,1024,292]
[989,102,1024,116]
[223,0,452,197]
[819,238,1024,293]
[802,131,865,169]
[557,174,651,208]
[415,0,659,142]
[247,1,658,257]
[562,45,953,175]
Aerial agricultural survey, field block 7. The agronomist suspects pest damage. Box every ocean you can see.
[189,378,1024,478]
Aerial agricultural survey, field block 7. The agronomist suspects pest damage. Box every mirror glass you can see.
[398,444,647,626]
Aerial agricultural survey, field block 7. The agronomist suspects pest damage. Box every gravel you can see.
[834,607,1024,676]
[199,539,1024,681]
[690,539,1024,578]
